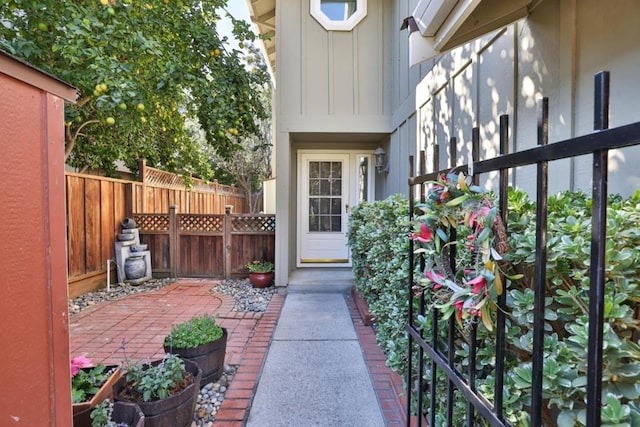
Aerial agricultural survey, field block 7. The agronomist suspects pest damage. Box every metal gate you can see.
[406,71,640,426]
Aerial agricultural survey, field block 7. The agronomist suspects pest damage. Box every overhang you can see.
[245,0,276,79]
[0,50,78,102]
[402,0,539,67]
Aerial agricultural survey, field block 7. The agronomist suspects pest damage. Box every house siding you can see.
[272,0,640,284]
[386,0,640,198]
[277,0,390,126]
[274,0,393,284]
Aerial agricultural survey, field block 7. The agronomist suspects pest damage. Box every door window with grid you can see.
[308,161,342,232]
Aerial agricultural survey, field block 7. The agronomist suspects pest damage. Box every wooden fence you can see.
[67,162,248,297]
[134,207,275,279]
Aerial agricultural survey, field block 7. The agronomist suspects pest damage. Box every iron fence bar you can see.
[430,142,441,427]
[471,120,640,173]
[531,97,549,426]
[446,140,458,427]
[446,317,455,426]
[430,308,438,427]
[417,151,427,427]
[407,326,508,426]
[494,115,509,420]
[466,127,481,427]
[466,324,478,427]
[417,320,425,427]
[407,155,416,427]
[410,117,640,185]
[450,137,457,166]
[465,126,480,181]
[586,70,610,427]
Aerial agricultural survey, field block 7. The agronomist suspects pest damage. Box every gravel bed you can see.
[191,364,237,426]
[192,279,276,424]
[68,277,177,316]
[69,278,276,425]
[210,278,277,312]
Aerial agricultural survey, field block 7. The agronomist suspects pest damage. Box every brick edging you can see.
[213,293,286,426]
[351,286,375,326]
[345,295,409,427]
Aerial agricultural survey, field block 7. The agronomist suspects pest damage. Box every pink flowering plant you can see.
[411,171,515,331]
[70,355,111,403]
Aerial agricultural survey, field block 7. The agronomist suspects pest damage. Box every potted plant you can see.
[113,353,202,427]
[245,260,274,288]
[71,356,123,427]
[90,399,144,427]
[163,314,228,386]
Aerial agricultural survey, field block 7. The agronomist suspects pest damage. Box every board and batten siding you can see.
[277,0,392,131]
[385,0,640,198]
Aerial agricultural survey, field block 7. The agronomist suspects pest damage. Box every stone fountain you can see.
[114,218,152,284]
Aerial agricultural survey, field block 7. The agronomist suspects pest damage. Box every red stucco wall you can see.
[0,71,72,424]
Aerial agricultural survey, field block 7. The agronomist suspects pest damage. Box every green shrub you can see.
[123,353,187,402]
[347,194,410,373]
[500,188,640,426]
[348,188,640,426]
[163,314,223,349]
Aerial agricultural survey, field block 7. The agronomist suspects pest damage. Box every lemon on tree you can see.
[0,0,271,179]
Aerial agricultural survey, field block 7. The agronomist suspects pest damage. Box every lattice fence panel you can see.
[232,215,276,232]
[145,164,244,196]
[144,167,185,189]
[178,214,224,232]
[134,214,170,231]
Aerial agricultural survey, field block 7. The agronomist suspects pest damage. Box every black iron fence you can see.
[406,71,640,426]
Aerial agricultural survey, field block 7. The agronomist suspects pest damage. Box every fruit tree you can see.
[0,0,271,178]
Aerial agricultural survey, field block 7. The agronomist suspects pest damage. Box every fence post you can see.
[586,70,610,427]
[169,205,177,278]
[139,158,147,212]
[224,205,233,279]
[124,183,134,217]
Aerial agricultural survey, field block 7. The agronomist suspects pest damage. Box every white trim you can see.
[296,149,375,268]
[310,0,367,31]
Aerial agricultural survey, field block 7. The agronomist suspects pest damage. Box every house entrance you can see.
[297,151,373,267]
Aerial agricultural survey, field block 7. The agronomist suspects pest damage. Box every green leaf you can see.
[476,227,491,243]
[557,410,577,427]
[572,376,588,387]
[436,227,448,243]
[445,194,469,207]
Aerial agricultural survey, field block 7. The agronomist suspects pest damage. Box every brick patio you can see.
[69,279,406,425]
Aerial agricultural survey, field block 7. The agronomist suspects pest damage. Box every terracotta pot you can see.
[164,328,228,387]
[248,272,273,288]
[72,367,123,427]
[113,359,202,427]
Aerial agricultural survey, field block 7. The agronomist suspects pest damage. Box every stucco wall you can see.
[387,0,640,198]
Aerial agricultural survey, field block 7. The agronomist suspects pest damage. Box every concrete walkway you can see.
[246,293,385,426]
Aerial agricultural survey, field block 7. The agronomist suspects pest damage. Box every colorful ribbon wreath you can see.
[411,171,510,331]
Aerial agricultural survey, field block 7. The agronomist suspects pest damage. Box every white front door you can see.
[298,153,351,267]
